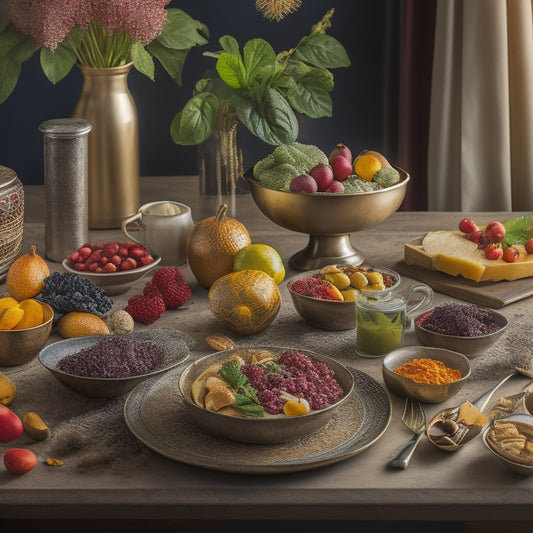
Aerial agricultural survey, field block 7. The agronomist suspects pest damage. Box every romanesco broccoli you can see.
[343,176,381,193]
[373,167,400,189]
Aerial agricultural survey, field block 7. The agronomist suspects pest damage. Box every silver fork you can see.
[389,397,426,469]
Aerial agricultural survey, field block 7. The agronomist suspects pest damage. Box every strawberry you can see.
[150,268,192,309]
[125,295,166,325]
[120,257,137,271]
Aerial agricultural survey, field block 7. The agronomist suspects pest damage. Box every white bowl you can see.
[62,255,161,296]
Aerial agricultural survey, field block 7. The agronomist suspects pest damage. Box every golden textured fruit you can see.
[358,149,392,169]
[354,154,381,182]
[12,299,44,330]
[187,204,251,289]
[0,372,17,406]
[22,411,51,441]
[208,269,281,335]
[0,305,24,330]
[57,311,110,338]
[6,245,50,301]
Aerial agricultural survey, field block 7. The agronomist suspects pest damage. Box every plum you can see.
[324,180,345,193]
[309,163,334,192]
[458,218,478,234]
[328,143,352,164]
[290,174,318,193]
[330,155,352,181]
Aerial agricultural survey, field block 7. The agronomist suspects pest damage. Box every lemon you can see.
[354,154,381,182]
[233,244,285,284]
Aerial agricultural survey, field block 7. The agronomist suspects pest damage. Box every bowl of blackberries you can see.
[414,303,508,356]
[38,329,194,398]
[62,242,161,296]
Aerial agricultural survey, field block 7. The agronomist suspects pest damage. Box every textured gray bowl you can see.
[39,329,193,398]
[382,346,471,404]
[178,346,354,444]
[287,266,401,331]
[414,308,508,356]
[62,255,161,296]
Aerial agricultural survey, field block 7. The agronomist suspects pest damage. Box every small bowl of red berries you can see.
[62,241,161,296]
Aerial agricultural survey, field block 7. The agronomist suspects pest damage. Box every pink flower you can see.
[91,0,168,45]
[9,0,92,52]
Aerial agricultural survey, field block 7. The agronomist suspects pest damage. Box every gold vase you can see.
[197,122,244,219]
[72,63,140,229]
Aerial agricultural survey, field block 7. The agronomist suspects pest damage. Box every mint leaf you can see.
[234,395,264,417]
[40,44,76,85]
[218,360,248,389]
[170,92,219,145]
[502,215,533,248]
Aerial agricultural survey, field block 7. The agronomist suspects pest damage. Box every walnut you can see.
[109,310,134,335]
[205,334,236,351]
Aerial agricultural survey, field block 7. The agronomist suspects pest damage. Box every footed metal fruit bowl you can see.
[246,167,409,270]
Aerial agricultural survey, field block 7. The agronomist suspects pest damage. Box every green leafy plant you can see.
[0,0,209,105]
[170,8,350,147]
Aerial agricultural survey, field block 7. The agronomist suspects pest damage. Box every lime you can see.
[233,244,285,284]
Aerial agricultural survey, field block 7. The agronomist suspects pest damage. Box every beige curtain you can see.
[428,0,533,211]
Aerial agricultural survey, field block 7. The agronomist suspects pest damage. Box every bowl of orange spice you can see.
[382,346,471,403]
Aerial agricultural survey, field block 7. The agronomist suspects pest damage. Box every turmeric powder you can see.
[394,357,461,385]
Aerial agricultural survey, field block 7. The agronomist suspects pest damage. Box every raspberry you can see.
[120,257,137,271]
[103,242,120,258]
[143,282,162,299]
[150,267,192,309]
[125,295,166,325]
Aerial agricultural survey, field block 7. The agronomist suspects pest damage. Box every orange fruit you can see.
[57,311,110,338]
[6,245,50,301]
[208,269,281,335]
[187,204,251,289]
[353,154,381,182]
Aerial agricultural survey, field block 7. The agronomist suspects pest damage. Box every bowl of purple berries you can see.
[38,329,194,398]
[414,303,508,356]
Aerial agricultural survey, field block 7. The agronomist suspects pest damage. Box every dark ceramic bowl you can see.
[287,266,401,330]
[178,346,354,444]
[39,329,193,398]
[414,307,508,356]
[382,346,471,404]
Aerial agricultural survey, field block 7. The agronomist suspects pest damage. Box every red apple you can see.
[3,448,38,475]
[330,155,352,181]
[309,163,334,192]
[0,405,23,442]
[290,174,318,193]
[324,180,345,193]
[328,143,353,164]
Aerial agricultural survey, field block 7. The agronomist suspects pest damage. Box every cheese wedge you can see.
[418,230,533,282]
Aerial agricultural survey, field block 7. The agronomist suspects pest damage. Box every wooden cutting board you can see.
[395,236,533,308]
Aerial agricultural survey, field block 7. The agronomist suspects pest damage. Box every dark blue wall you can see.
[0,0,400,185]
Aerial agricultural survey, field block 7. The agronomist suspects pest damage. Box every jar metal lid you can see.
[356,293,406,313]
[39,118,92,137]
[0,166,19,190]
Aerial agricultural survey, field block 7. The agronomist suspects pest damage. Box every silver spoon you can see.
[426,366,533,452]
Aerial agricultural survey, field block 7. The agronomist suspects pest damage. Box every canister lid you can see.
[356,293,406,313]
[0,166,19,190]
[39,118,92,137]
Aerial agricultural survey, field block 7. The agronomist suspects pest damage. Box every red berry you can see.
[469,230,488,249]
[68,251,81,263]
[78,246,92,260]
[485,244,503,260]
[503,246,520,263]
[73,263,86,271]
[88,262,99,272]
[110,255,122,266]
[525,238,533,254]
[120,257,137,271]
[138,254,154,266]
[3,448,38,475]
[128,245,148,259]
[102,242,120,258]
[485,221,506,243]
[103,263,117,273]
[458,218,478,234]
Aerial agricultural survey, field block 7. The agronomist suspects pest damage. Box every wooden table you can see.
[4,176,533,531]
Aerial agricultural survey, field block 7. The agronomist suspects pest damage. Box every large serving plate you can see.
[124,365,391,475]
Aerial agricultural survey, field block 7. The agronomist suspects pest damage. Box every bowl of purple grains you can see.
[178,346,354,443]
[38,329,194,397]
[414,303,508,356]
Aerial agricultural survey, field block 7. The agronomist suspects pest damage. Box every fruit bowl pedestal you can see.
[246,167,410,270]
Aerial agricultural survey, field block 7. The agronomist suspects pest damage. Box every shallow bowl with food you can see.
[62,255,161,296]
[287,265,401,330]
[382,346,471,404]
[39,329,193,398]
[246,168,409,270]
[178,346,355,444]
[483,414,533,475]
[414,307,508,356]
[0,301,54,366]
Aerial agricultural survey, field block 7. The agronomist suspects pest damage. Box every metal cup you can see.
[121,201,194,266]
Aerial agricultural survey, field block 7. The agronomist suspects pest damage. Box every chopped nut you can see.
[46,458,64,466]
[206,334,236,351]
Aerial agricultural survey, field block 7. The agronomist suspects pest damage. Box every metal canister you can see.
[39,118,92,262]
[0,166,24,280]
